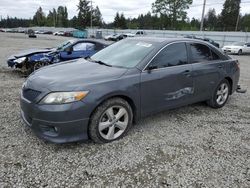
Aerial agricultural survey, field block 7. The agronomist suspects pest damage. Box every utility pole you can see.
[235,8,240,31]
[54,13,56,27]
[90,0,93,34]
[200,0,206,31]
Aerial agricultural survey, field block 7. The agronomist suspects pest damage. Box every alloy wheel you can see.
[98,106,129,140]
[33,62,49,71]
[216,83,229,105]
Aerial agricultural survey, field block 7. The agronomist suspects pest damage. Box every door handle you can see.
[218,65,223,68]
[182,70,191,77]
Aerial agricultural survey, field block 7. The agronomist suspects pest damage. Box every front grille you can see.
[22,88,41,102]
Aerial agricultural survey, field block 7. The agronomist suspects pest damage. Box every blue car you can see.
[7,39,111,73]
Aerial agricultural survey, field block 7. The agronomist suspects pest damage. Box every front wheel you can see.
[89,98,133,143]
[207,79,230,108]
[238,49,242,55]
[33,61,50,72]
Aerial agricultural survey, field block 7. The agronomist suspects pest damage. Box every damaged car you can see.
[20,38,240,144]
[7,39,111,74]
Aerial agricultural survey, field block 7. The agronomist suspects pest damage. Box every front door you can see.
[140,42,194,116]
[60,42,96,61]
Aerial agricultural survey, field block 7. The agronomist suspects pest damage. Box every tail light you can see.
[235,60,240,70]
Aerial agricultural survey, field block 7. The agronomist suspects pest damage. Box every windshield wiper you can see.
[86,57,112,67]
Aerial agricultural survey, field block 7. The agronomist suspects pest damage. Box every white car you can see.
[104,34,115,40]
[222,42,250,55]
[53,31,65,36]
[124,30,146,37]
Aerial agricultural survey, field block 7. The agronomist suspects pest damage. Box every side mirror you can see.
[147,65,157,73]
[65,47,73,54]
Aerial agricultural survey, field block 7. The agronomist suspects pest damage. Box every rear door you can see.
[140,42,194,116]
[187,42,225,102]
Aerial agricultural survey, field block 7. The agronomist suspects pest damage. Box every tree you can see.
[92,6,102,27]
[52,8,57,26]
[69,16,79,28]
[204,8,218,31]
[77,0,91,28]
[57,6,68,27]
[119,13,127,29]
[33,7,46,26]
[114,12,120,28]
[220,0,241,31]
[152,0,192,29]
[46,11,54,26]
[114,12,127,29]
[241,14,250,31]
[190,17,200,30]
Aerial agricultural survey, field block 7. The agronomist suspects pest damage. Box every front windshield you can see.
[57,40,74,51]
[232,42,245,46]
[91,39,156,68]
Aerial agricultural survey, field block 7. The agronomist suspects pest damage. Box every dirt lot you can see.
[0,32,249,187]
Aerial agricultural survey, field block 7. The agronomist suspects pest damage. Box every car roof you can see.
[129,37,211,46]
[72,39,113,45]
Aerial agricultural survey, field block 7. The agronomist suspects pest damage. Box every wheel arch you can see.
[225,76,233,94]
[90,94,139,124]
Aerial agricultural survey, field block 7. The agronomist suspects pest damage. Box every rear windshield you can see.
[91,39,156,68]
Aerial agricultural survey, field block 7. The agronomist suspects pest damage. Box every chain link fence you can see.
[88,29,250,47]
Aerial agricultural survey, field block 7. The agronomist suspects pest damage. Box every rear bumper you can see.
[231,68,240,94]
[20,96,90,143]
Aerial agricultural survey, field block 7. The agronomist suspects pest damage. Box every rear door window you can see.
[190,43,211,63]
[211,50,221,60]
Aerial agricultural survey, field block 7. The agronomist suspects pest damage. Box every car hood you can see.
[26,59,128,91]
[8,48,54,59]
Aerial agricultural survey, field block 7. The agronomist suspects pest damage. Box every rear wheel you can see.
[89,98,133,143]
[207,79,230,108]
[238,49,242,55]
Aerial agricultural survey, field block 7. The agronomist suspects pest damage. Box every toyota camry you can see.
[20,37,240,143]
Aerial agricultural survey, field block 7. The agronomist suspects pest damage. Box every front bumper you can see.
[7,59,16,67]
[20,96,90,143]
[222,49,239,54]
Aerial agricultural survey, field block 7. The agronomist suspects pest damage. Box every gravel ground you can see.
[0,32,249,188]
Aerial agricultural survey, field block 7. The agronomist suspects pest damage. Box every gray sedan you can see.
[20,38,240,143]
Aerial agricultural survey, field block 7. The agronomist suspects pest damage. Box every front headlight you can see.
[40,91,89,105]
[14,57,27,64]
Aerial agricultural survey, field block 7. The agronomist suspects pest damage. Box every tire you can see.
[89,98,133,143]
[238,49,242,55]
[207,79,230,109]
[33,61,49,72]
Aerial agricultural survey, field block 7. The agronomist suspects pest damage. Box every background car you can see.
[20,38,240,144]
[53,31,65,36]
[124,30,146,37]
[222,42,250,55]
[63,31,74,37]
[109,34,126,41]
[104,34,116,40]
[184,35,220,48]
[7,39,112,73]
[27,29,37,38]
[203,38,220,48]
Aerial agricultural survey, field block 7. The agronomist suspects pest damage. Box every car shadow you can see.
[36,102,211,151]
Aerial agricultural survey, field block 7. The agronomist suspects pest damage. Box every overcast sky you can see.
[0,0,250,22]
